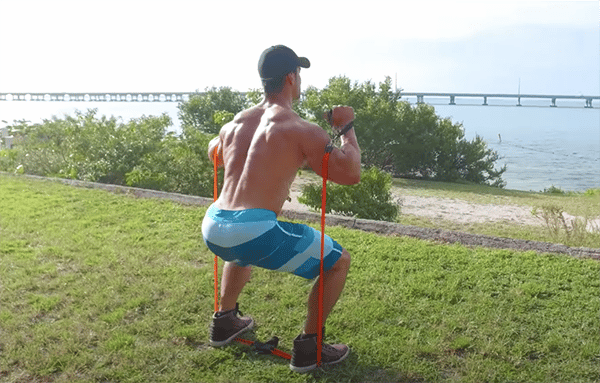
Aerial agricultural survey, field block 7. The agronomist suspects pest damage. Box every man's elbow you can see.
[340,170,360,185]
[348,171,361,185]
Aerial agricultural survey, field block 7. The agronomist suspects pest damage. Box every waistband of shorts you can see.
[206,203,277,223]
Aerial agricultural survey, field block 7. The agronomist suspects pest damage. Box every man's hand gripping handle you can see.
[324,106,354,137]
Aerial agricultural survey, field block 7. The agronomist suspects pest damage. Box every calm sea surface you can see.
[1,98,599,192]
[431,99,599,192]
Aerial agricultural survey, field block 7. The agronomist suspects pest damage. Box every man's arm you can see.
[326,106,361,184]
[299,120,361,185]
[329,128,361,184]
[207,135,224,168]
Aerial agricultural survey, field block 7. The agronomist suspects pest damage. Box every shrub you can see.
[3,109,223,199]
[125,130,221,198]
[0,119,73,177]
[0,149,19,173]
[298,167,400,221]
[543,185,566,195]
[531,204,599,247]
[3,110,173,184]
[584,188,600,197]
[177,87,248,135]
[301,76,506,187]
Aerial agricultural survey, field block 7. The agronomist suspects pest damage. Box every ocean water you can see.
[1,98,599,192]
[430,99,599,192]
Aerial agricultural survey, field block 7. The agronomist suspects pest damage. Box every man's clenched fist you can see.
[324,106,354,130]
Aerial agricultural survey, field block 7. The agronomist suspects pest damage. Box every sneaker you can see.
[290,330,350,373]
[209,303,254,347]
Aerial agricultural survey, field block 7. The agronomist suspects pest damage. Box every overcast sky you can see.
[1,0,598,95]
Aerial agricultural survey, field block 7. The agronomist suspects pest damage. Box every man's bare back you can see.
[210,100,361,216]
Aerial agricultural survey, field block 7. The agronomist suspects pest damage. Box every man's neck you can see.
[263,91,294,110]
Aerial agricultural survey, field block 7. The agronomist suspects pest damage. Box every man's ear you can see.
[286,72,295,85]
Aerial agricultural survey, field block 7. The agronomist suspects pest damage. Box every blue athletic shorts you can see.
[202,204,343,279]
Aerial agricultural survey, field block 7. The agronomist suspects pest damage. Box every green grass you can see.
[1,174,599,382]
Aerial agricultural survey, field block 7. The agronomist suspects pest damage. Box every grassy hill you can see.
[1,174,598,382]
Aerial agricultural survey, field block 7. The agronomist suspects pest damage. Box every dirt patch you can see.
[284,177,599,260]
[398,195,541,226]
[280,209,600,260]
[287,177,600,232]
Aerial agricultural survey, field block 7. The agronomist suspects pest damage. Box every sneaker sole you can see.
[290,348,350,373]
[290,363,318,374]
[209,319,255,347]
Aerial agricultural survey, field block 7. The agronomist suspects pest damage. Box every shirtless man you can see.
[202,45,361,373]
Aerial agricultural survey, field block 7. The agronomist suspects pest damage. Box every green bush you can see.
[0,110,174,185]
[298,167,400,221]
[177,87,248,135]
[584,188,600,197]
[1,109,224,199]
[212,110,234,127]
[0,148,19,173]
[2,74,509,204]
[543,185,566,195]
[302,76,506,187]
[0,119,70,177]
[125,129,222,198]
[68,112,170,184]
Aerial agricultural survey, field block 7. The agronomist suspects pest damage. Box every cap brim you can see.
[298,57,310,69]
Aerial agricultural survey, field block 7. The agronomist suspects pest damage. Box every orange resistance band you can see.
[211,146,331,367]
[317,151,330,367]
[213,148,219,313]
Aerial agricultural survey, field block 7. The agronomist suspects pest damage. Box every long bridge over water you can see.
[0,92,598,108]
[400,92,598,108]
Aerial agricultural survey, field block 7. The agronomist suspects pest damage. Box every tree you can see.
[178,87,248,135]
[63,110,170,184]
[300,76,506,187]
[126,111,229,198]
[2,109,173,185]
[4,117,73,177]
[302,76,404,170]
[125,129,218,197]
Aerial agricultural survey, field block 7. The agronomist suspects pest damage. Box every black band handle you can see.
[325,109,354,137]
[338,120,354,137]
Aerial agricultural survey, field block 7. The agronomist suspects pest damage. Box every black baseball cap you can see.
[258,45,310,81]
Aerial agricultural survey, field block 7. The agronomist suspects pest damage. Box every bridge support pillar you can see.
[585,98,593,108]
[449,95,455,105]
[416,95,424,104]
[550,98,557,107]
[483,96,488,106]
